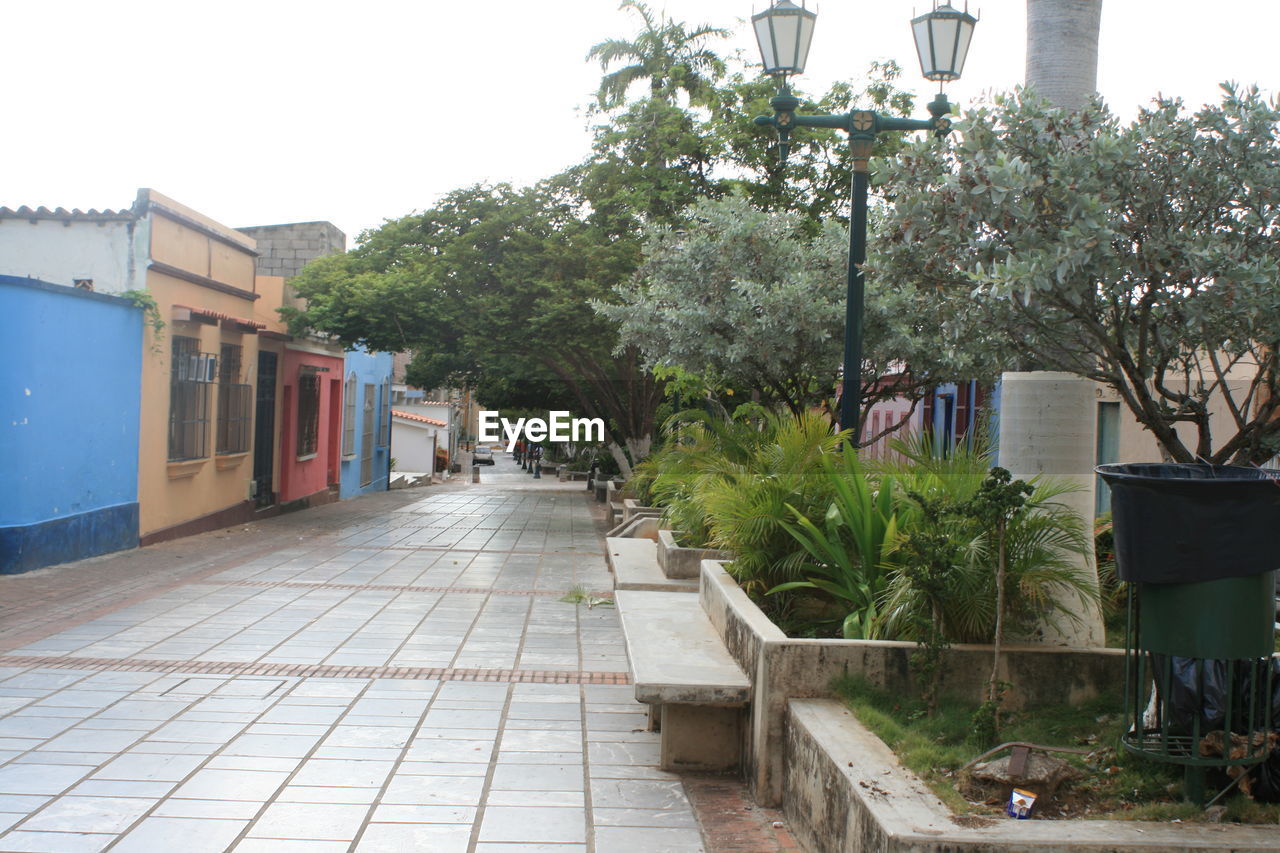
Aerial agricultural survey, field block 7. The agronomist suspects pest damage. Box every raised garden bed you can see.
[696,560,1124,806]
[835,678,1280,824]
[656,529,731,579]
[784,699,1280,853]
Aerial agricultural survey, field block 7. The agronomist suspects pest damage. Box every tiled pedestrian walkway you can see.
[0,461,737,852]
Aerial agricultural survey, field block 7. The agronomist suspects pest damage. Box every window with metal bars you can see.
[216,344,252,454]
[361,382,375,486]
[169,336,212,461]
[342,373,357,457]
[296,372,321,457]
[379,377,391,447]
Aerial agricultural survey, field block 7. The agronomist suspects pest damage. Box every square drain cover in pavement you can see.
[163,677,287,698]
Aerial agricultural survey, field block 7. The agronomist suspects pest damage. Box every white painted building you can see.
[391,408,451,475]
[0,206,145,293]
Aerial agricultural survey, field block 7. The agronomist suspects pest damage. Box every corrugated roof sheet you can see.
[0,205,135,222]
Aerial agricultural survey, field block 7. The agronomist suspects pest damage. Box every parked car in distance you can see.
[473,447,495,465]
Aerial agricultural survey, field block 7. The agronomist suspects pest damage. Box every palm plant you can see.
[1026,0,1102,110]
[695,412,846,599]
[587,0,730,111]
[877,431,1098,645]
[770,450,898,639]
[645,408,779,547]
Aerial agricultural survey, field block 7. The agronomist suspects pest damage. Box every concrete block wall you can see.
[236,221,346,278]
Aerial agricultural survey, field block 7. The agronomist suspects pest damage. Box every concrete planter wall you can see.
[621,499,663,524]
[697,560,1124,807]
[656,529,732,580]
[785,699,1278,853]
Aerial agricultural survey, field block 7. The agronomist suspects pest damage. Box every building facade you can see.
[0,276,142,573]
[0,191,268,545]
[340,348,393,498]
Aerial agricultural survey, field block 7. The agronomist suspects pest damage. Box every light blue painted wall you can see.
[0,276,142,572]
[339,347,393,499]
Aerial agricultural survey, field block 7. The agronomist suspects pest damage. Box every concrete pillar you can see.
[471,465,480,484]
[997,371,1105,648]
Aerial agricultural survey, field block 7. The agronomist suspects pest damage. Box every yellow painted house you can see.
[132,190,266,543]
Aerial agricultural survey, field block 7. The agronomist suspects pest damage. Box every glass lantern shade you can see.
[911,2,978,82]
[752,0,817,77]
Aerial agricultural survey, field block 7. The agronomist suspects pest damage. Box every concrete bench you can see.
[615,590,750,771]
[606,537,697,594]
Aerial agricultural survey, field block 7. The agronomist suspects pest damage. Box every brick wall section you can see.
[236,221,346,278]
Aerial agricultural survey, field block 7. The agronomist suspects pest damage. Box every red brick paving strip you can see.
[683,773,805,853]
[0,654,630,684]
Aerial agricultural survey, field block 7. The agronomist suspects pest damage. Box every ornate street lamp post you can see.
[753,1,978,440]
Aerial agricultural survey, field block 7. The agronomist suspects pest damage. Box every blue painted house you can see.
[0,276,143,573]
[339,347,393,498]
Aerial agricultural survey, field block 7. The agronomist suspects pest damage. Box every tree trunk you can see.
[989,520,1008,728]
[607,442,634,480]
[1026,0,1103,110]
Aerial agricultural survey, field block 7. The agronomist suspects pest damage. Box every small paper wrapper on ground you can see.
[1007,788,1037,819]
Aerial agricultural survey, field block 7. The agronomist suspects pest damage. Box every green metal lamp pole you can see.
[750,0,977,441]
[754,93,955,437]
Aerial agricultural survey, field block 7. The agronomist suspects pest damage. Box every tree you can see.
[587,0,729,110]
[704,61,917,223]
[1026,0,1103,110]
[571,96,720,234]
[286,182,663,476]
[598,195,998,439]
[871,86,1280,465]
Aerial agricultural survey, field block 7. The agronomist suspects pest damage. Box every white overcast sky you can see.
[5,1,1274,245]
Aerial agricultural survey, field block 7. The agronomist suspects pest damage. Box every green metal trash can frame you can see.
[1097,463,1280,804]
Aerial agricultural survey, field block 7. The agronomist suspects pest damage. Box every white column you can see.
[997,371,1106,647]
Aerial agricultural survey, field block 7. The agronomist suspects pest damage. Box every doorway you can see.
[252,350,278,507]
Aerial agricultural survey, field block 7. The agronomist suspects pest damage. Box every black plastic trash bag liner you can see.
[1149,655,1274,735]
[1152,655,1280,802]
[1097,464,1280,584]
[1248,659,1280,803]
[1149,655,1231,734]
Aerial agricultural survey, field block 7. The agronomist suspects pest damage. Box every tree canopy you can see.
[598,195,999,437]
[286,182,661,473]
[285,3,984,470]
[870,85,1280,464]
[586,0,729,110]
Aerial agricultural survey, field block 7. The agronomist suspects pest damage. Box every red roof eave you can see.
[173,303,266,332]
[392,410,447,427]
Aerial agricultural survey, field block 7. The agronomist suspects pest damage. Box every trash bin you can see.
[1097,463,1280,803]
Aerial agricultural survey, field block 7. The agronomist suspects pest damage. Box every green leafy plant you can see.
[695,412,846,600]
[559,585,614,609]
[874,431,1098,712]
[963,466,1034,729]
[769,450,897,639]
[643,408,781,547]
[121,289,165,351]
[878,430,1098,646]
[872,85,1280,465]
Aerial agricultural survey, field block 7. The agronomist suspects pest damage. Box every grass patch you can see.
[558,585,614,608]
[833,676,1280,823]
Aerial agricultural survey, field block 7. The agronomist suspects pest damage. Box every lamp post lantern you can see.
[753,1,977,441]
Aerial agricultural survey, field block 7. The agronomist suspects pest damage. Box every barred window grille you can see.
[342,373,357,457]
[361,383,375,486]
[297,372,321,457]
[379,377,391,447]
[216,344,252,454]
[169,336,212,461]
